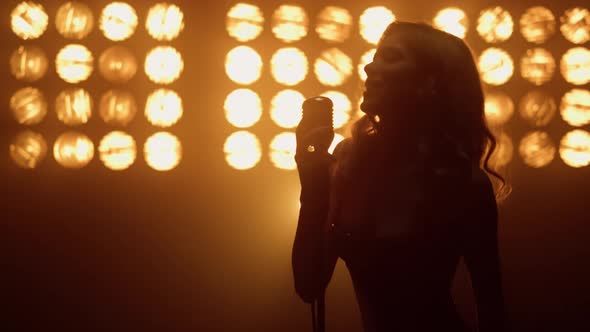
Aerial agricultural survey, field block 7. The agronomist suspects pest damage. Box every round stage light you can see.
[10,45,48,82]
[10,87,47,125]
[484,92,514,127]
[99,131,137,171]
[321,90,351,129]
[146,3,184,41]
[316,6,352,43]
[10,130,47,169]
[433,8,469,39]
[224,89,262,128]
[560,130,590,168]
[488,132,514,168]
[56,44,94,83]
[271,47,308,86]
[314,48,353,87]
[270,132,297,170]
[99,90,137,126]
[358,48,376,81]
[478,48,514,85]
[144,132,182,171]
[145,89,183,128]
[560,89,590,127]
[226,3,264,42]
[54,132,95,169]
[55,88,93,126]
[224,131,261,170]
[560,8,590,45]
[100,2,138,41]
[520,7,556,44]
[55,1,94,39]
[520,48,556,85]
[477,7,514,43]
[270,90,305,129]
[11,1,48,40]
[329,134,346,155]
[359,6,395,45]
[225,46,262,85]
[519,90,557,127]
[519,131,556,168]
[560,47,590,85]
[99,46,137,83]
[145,46,184,84]
[272,5,308,43]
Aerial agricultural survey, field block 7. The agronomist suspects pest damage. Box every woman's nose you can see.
[364,60,377,78]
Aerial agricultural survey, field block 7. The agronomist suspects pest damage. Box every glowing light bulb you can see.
[271,47,308,86]
[433,8,469,39]
[224,89,262,128]
[477,7,514,43]
[146,3,184,41]
[559,130,590,168]
[55,1,94,39]
[226,3,264,42]
[359,6,395,45]
[519,131,556,168]
[145,89,183,127]
[99,46,137,83]
[270,90,305,128]
[478,48,514,85]
[54,132,95,169]
[225,46,262,85]
[55,88,93,126]
[224,131,262,170]
[484,92,514,127]
[10,45,48,82]
[100,2,138,41]
[520,7,556,44]
[99,131,137,171]
[144,132,182,171]
[145,46,184,84]
[10,87,47,125]
[272,5,308,43]
[55,44,94,83]
[11,1,48,40]
[315,48,353,87]
[560,47,590,85]
[99,90,137,126]
[316,6,353,43]
[519,90,557,127]
[520,48,556,85]
[10,130,48,169]
[560,8,590,44]
[269,132,297,170]
[560,89,590,127]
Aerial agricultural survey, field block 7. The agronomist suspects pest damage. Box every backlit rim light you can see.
[224,131,262,170]
[144,132,182,171]
[145,3,184,41]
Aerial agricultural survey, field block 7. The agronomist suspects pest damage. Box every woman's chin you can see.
[360,99,379,114]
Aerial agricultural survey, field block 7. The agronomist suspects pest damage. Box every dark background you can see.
[2,0,589,331]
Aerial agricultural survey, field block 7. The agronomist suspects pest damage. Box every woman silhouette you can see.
[292,22,507,332]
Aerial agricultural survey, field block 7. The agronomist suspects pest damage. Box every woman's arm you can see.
[463,171,507,332]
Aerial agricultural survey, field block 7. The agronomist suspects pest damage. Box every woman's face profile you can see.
[361,32,421,118]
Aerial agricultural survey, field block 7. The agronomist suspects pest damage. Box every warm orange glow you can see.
[519,90,557,127]
[225,46,262,85]
[224,89,262,128]
[145,89,183,127]
[520,48,556,85]
[10,130,47,169]
[270,90,305,129]
[559,130,590,168]
[270,132,297,170]
[329,134,346,155]
[478,48,514,85]
[99,90,137,127]
[99,46,137,83]
[560,8,590,45]
[56,44,94,83]
[315,48,353,87]
[144,132,182,171]
[560,47,590,85]
[146,3,184,41]
[224,131,262,170]
[226,3,264,42]
[99,131,137,171]
[477,7,514,43]
[55,2,94,39]
[10,45,48,82]
[145,46,184,84]
[519,131,556,168]
[54,132,95,169]
[519,7,556,44]
[433,8,469,39]
[484,92,514,127]
[55,88,93,126]
[100,2,138,41]
[359,6,395,45]
[560,89,590,127]
[316,6,352,43]
[11,1,48,40]
[272,5,308,43]
[321,91,351,129]
[271,47,308,86]
[358,48,376,81]
[489,132,514,168]
[10,87,47,125]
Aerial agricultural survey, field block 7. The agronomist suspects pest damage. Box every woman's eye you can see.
[380,48,403,62]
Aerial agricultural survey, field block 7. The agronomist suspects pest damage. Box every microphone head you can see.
[302,96,333,112]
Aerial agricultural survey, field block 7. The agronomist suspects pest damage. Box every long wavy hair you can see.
[347,22,508,200]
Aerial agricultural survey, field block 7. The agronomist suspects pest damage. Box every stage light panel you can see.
[10,130,48,169]
[560,89,590,127]
[10,45,48,82]
[144,132,182,171]
[145,46,184,84]
[272,5,308,43]
[11,1,48,40]
[99,46,137,83]
[433,8,469,39]
[55,1,94,40]
[99,131,137,171]
[320,90,351,129]
[54,132,95,169]
[484,92,514,127]
[226,3,264,42]
[560,130,590,168]
[520,48,556,85]
[478,48,514,86]
[519,131,556,168]
[359,6,395,45]
[520,6,556,44]
[269,132,297,170]
[224,131,262,170]
[489,132,514,168]
[519,90,557,128]
[560,7,590,45]
[316,6,353,43]
[271,47,308,86]
[100,2,138,41]
[270,89,304,129]
[225,46,262,85]
[55,88,93,126]
[10,87,48,125]
[56,44,94,83]
[224,89,262,128]
[99,90,137,127]
[560,47,590,85]
[358,49,376,82]
[145,89,183,128]
[314,48,353,87]
[146,3,184,41]
[477,7,514,43]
